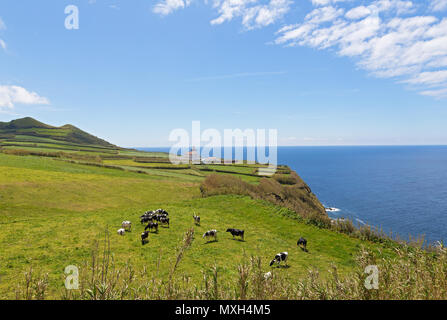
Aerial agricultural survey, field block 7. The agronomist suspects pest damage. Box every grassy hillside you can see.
[0,117,118,148]
[2,118,443,300]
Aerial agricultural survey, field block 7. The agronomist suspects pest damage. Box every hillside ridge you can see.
[0,117,118,148]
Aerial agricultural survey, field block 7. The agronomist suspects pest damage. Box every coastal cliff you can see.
[200,168,329,225]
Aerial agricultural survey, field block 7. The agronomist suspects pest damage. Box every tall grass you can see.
[167,228,195,297]
[15,267,49,300]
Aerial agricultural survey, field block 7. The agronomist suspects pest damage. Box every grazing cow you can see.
[193,214,200,225]
[140,211,155,224]
[141,210,154,217]
[160,217,170,228]
[141,231,149,245]
[226,228,244,240]
[264,271,272,280]
[145,222,158,233]
[203,230,218,242]
[155,209,169,216]
[122,221,132,231]
[117,228,125,236]
[140,216,151,224]
[297,237,308,252]
[153,213,168,222]
[269,252,288,267]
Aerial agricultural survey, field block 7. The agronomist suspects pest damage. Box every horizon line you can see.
[128,144,447,149]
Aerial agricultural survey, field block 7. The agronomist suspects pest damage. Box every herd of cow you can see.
[117,208,309,268]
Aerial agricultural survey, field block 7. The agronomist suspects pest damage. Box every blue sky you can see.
[0,0,447,147]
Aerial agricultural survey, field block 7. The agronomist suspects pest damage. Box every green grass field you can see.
[0,152,394,299]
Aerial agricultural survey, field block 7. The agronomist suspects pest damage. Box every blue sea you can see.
[139,146,447,244]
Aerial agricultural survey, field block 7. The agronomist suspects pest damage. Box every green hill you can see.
[0,117,53,130]
[0,117,118,148]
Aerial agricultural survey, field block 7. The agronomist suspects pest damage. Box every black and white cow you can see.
[160,217,170,228]
[141,209,168,224]
[193,214,201,225]
[141,231,149,245]
[140,216,151,224]
[152,213,168,222]
[155,209,169,216]
[142,210,154,216]
[297,237,308,251]
[269,252,288,267]
[145,222,158,233]
[122,221,132,231]
[226,228,244,240]
[203,230,218,241]
[140,211,155,224]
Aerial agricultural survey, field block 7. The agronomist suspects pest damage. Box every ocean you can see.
[139,146,447,244]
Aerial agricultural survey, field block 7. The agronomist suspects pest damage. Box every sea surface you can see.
[139,146,447,244]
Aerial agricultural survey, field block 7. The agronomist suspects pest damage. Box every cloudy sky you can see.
[0,0,447,146]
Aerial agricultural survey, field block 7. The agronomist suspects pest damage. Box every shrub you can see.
[200,174,256,197]
[357,225,388,243]
[1,148,102,163]
[276,165,292,174]
[332,219,356,235]
[272,174,298,185]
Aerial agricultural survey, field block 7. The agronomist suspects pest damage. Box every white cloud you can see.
[420,87,447,98]
[311,0,349,6]
[374,0,414,14]
[153,0,192,16]
[149,0,447,97]
[0,17,6,52]
[153,0,291,29]
[211,0,292,29]
[0,86,50,110]
[305,6,344,24]
[275,1,447,98]
[430,0,447,12]
[405,70,447,85]
[345,6,371,20]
